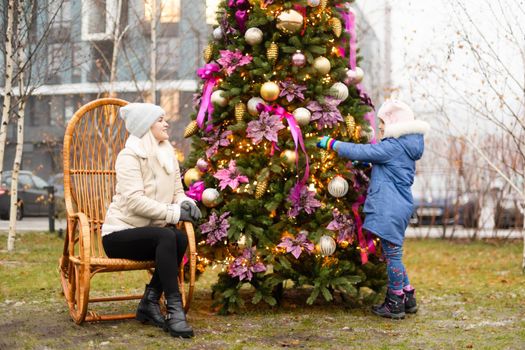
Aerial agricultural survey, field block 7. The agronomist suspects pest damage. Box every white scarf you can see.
[125,131,175,174]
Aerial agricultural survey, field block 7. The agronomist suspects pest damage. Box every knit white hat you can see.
[119,103,166,138]
[377,99,414,126]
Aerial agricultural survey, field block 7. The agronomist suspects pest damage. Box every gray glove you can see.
[181,201,201,222]
[179,202,195,223]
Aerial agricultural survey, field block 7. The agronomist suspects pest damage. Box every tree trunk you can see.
[150,0,158,103]
[7,0,27,252]
[0,0,16,178]
[109,0,123,97]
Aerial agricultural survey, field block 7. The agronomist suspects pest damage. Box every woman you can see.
[102,103,201,338]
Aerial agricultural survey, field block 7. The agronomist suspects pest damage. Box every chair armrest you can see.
[69,211,92,263]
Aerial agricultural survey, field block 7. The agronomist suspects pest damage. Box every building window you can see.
[29,96,51,127]
[161,90,180,122]
[71,42,85,83]
[157,38,180,79]
[47,43,64,83]
[206,0,220,25]
[81,0,119,41]
[145,0,181,23]
[49,0,71,29]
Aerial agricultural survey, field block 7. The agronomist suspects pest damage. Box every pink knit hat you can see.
[377,99,414,125]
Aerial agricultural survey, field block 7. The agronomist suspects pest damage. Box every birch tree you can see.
[7,0,29,252]
[0,0,16,180]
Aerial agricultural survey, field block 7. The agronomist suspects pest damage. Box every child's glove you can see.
[317,136,339,151]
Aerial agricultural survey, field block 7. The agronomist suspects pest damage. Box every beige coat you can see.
[102,135,190,236]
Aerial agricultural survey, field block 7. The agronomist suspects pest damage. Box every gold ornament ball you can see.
[276,9,304,34]
[183,168,202,188]
[202,188,220,208]
[313,56,331,74]
[211,89,228,107]
[260,82,280,101]
[319,235,337,256]
[280,149,297,165]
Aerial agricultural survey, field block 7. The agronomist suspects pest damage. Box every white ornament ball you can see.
[211,89,228,107]
[247,97,265,116]
[244,27,263,45]
[345,67,364,85]
[313,56,331,74]
[212,27,223,41]
[202,188,220,208]
[361,126,375,142]
[292,107,311,126]
[328,176,349,198]
[307,0,321,6]
[319,235,337,256]
[329,82,349,101]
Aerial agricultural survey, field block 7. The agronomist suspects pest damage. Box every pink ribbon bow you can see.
[196,63,220,130]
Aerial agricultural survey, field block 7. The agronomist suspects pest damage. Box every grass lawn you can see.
[1,232,525,349]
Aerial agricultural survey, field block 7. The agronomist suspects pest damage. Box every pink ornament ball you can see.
[292,51,306,67]
[196,158,209,172]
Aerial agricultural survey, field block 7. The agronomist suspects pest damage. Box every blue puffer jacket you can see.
[335,120,430,246]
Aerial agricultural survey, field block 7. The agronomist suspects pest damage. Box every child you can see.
[317,99,430,319]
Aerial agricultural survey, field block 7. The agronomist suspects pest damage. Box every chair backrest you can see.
[63,98,129,258]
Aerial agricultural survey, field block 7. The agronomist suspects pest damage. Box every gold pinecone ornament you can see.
[203,44,214,63]
[345,115,355,136]
[184,120,199,138]
[353,125,362,142]
[255,177,269,199]
[320,0,328,10]
[267,42,279,62]
[235,102,246,123]
[329,17,342,37]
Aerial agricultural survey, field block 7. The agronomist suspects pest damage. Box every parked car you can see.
[0,171,52,220]
[410,175,468,226]
[48,173,64,198]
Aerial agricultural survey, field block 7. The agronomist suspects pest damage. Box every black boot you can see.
[164,293,194,338]
[404,289,418,314]
[371,291,406,319]
[136,285,165,328]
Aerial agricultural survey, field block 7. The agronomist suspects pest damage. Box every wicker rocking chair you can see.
[59,98,197,324]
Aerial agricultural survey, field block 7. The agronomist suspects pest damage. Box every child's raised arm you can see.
[317,136,400,164]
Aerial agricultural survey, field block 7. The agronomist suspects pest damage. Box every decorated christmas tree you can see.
[184,0,386,313]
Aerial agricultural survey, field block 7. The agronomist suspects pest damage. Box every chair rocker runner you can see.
[59,98,197,324]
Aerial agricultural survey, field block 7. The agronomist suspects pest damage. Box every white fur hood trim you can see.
[383,120,430,139]
[125,135,147,158]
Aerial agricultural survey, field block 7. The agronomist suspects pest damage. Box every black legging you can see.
[102,226,188,295]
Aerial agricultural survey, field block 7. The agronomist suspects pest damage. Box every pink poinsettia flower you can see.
[217,49,252,76]
[327,208,355,243]
[228,247,266,281]
[213,160,249,190]
[287,182,322,218]
[277,231,314,259]
[246,110,286,145]
[200,211,230,246]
